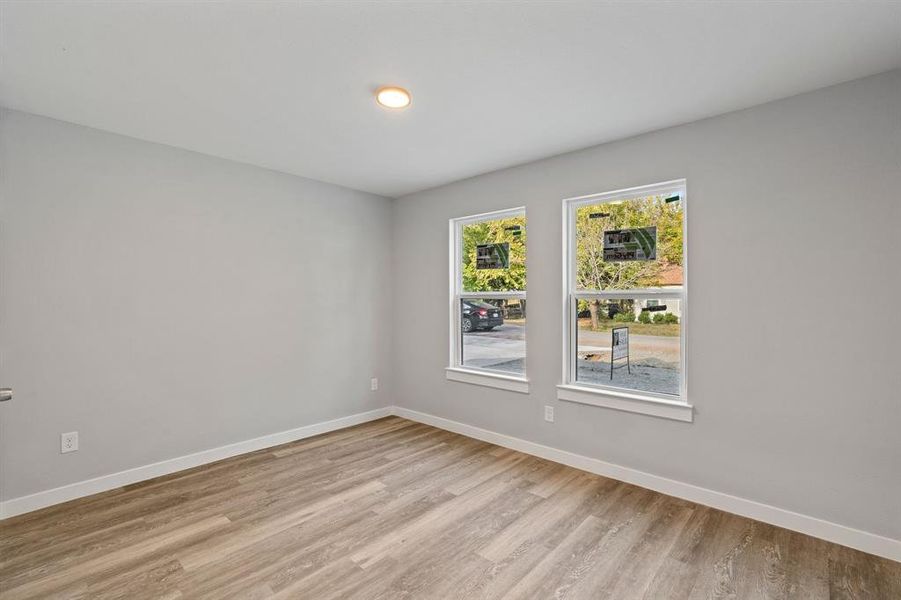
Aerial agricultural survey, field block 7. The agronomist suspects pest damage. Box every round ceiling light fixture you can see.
[375,86,412,109]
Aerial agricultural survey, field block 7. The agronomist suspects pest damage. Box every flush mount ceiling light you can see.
[375,86,411,109]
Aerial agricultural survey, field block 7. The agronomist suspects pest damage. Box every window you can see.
[560,181,691,421]
[448,208,527,392]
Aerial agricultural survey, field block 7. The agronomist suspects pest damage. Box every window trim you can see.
[556,384,693,422]
[446,367,530,394]
[448,207,529,392]
[559,180,691,421]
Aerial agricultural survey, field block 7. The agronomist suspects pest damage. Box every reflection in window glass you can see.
[461,298,526,376]
[462,216,526,293]
[575,195,683,291]
[575,297,681,396]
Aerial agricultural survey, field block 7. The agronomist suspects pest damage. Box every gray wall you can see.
[392,71,901,540]
[2,72,898,541]
[0,110,394,501]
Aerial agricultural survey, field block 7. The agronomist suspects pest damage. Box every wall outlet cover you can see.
[371,378,379,391]
[544,405,555,422]
[61,431,79,454]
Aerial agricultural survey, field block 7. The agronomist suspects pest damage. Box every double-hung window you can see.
[559,180,691,421]
[448,207,528,393]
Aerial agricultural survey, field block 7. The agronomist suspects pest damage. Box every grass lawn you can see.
[577,317,680,337]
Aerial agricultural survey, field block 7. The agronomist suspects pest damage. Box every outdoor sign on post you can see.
[603,227,657,262]
[610,326,630,380]
[476,243,510,269]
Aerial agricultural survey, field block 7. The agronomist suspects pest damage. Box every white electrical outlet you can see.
[371,377,379,391]
[61,431,79,454]
[544,405,555,422]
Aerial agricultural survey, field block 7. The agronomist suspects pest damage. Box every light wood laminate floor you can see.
[1,416,898,599]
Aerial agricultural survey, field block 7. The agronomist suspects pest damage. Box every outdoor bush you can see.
[613,312,635,323]
[637,311,651,324]
[652,313,665,323]
[577,299,590,317]
[662,312,679,324]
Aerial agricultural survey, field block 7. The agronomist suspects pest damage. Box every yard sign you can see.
[610,326,631,380]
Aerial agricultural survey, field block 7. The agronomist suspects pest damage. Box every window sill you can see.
[556,384,692,422]
[446,368,530,394]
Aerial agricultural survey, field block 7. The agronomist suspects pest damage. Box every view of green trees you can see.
[459,198,682,329]
[576,195,683,330]
[461,215,526,292]
[576,195,682,291]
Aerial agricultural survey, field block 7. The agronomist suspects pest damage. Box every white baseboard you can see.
[3,404,897,563]
[0,407,392,520]
[392,406,901,563]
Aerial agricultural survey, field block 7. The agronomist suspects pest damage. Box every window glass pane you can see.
[575,298,680,396]
[461,298,526,375]
[575,193,683,291]
[462,215,526,292]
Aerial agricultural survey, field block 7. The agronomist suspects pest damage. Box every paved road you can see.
[462,324,526,371]
[577,327,680,363]
[462,322,679,395]
[462,323,680,370]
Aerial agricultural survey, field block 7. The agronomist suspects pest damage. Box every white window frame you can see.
[558,180,692,422]
[447,207,529,394]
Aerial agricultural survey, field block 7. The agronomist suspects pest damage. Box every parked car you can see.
[461,300,503,332]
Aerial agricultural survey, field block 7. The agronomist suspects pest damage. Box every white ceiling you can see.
[2,1,900,197]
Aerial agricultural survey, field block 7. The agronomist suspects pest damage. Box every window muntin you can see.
[565,181,685,401]
[452,208,526,379]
